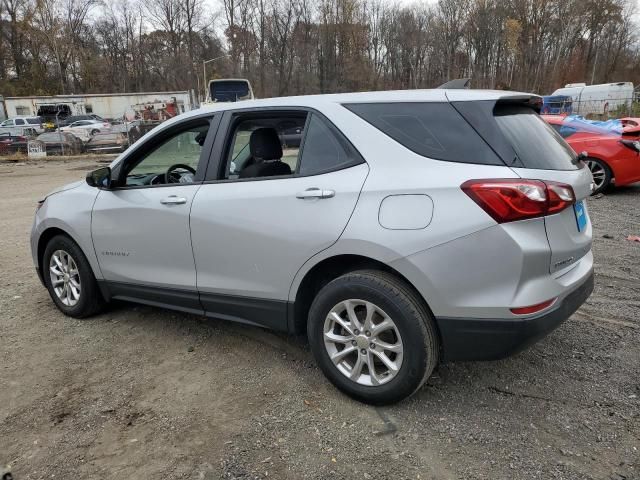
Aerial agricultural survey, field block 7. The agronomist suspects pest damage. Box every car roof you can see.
[113,88,538,167]
[172,88,537,123]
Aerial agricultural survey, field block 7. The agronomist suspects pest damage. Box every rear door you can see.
[189,109,368,329]
[488,104,593,274]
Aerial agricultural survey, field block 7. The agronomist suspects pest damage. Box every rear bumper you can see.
[436,271,594,361]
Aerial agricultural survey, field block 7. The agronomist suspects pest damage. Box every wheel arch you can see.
[585,154,614,189]
[36,226,100,285]
[289,253,439,342]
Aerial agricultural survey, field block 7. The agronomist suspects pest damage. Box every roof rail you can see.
[437,78,471,89]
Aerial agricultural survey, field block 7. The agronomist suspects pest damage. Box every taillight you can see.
[619,139,640,152]
[461,179,575,223]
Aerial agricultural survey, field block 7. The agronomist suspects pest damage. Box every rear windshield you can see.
[493,106,578,170]
[344,102,502,165]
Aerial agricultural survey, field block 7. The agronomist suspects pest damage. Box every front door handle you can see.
[160,195,187,205]
[296,188,335,199]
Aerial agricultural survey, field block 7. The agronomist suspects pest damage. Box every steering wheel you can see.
[165,163,196,184]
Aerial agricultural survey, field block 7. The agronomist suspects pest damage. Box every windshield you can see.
[494,106,579,170]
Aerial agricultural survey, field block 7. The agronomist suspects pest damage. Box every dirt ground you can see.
[1,159,638,480]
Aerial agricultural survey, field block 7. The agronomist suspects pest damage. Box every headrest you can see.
[250,127,282,160]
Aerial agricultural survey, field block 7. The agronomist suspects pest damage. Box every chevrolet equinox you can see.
[31,89,594,404]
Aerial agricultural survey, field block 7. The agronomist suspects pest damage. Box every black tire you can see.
[90,129,99,136]
[307,270,439,405]
[43,234,105,318]
[586,157,612,195]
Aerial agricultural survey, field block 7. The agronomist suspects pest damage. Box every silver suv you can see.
[31,90,594,404]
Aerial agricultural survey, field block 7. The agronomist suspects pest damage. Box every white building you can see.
[0,91,195,120]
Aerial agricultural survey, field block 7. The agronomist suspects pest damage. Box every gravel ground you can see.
[1,160,638,480]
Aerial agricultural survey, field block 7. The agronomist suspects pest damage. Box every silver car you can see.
[31,90,594,404]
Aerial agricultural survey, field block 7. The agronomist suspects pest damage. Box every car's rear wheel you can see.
[307,270,439,405]
[586,157,612,194]
[43,235,104,318]
[90,129,99,136]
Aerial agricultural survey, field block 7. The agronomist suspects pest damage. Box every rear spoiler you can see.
[495,95,543,114]
[438,78,471,89]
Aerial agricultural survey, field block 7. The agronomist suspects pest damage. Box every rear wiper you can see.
[573,151,588,165]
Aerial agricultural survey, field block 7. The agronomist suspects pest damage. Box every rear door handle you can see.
[160,195,187,205]
[296,188,335,199]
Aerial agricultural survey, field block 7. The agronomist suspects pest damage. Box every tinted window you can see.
[210,80,251,102]
[299,114,361,175]
[15,119,25,125]
[27,118,41,125]
[225,114,306,179]
[344,102,501,165]
[494,106,578,170]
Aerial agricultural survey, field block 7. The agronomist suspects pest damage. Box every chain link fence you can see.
[542,93,640,118]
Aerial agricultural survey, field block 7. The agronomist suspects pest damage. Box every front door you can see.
[92,116,217,311]
[189,110,368,329]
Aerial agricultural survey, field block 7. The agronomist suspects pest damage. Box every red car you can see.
[543,114,640,194]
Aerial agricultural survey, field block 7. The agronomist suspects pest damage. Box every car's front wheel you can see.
[586,157,612,194]
[43,235,104,318]
[308,270,439,405]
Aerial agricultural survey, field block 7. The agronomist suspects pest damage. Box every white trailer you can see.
[551,82,633,116]
[1,91,194,120]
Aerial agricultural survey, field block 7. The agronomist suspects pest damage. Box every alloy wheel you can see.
[586,159,606,190]
[323,299,403,386]
[49,249,81,307]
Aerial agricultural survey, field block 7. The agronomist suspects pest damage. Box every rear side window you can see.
[344,102,502,165]
[299,114,362,175]
[494,106,578,170]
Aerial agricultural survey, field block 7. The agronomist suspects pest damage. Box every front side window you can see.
[225,114,307,180]
[124,121,210,187]
[2,119,14,126]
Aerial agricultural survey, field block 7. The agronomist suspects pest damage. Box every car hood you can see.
[45,179,84,198]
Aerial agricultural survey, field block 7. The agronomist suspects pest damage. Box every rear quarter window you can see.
[343,102,503,165]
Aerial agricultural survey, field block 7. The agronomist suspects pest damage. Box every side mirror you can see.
[86,166,112,189]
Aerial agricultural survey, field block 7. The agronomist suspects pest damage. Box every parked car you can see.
[551,82,633,116]
[85,132,129,153]
[541,95,573,115]
[543,114,640,194]
[36,104,73,129]
[32,90,594,404]
[35,132,83,155]
[0,116,44,136]
[57,114,105,128]
[59,119,111,139]
[0,132,29,154]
